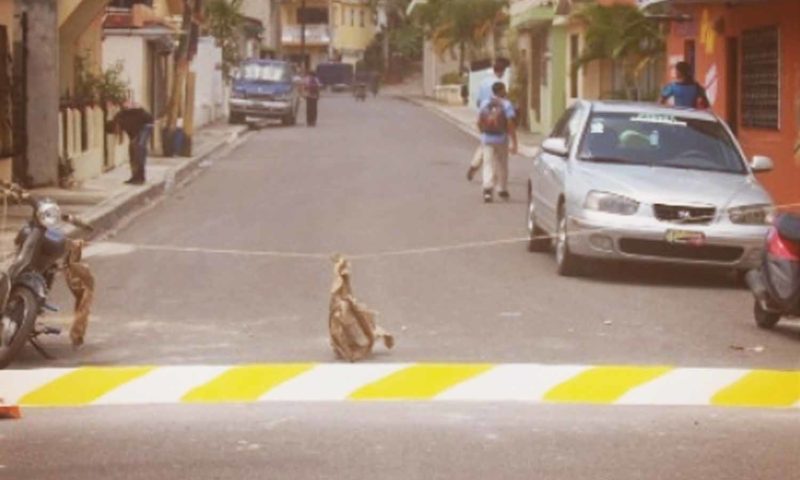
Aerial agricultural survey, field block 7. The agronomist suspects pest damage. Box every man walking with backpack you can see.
[467,59,508,181]
[478,82,517,203]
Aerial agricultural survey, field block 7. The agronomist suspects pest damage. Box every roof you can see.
[587,100,719,121]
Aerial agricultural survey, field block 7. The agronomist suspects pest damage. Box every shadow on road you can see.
[580,260,745,290]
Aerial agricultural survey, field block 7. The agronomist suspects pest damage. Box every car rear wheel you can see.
[229,112,245,125]
[753,300,781,329]
[555,205,583,277]
[527,183,549,252]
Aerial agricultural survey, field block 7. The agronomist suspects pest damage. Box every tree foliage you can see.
[572,3,664,100]
[204,0,244,80]
[412,0,507,72]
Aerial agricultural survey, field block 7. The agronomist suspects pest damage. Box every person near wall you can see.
[467,59,509,181]
[660,61,710,109]
[106,101,154,185]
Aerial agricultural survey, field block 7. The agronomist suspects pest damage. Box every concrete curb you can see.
[64,126,249,241]
[395,95,541,158]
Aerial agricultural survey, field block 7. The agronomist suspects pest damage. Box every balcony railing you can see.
[108,0,153,9]
[281,24,331,45]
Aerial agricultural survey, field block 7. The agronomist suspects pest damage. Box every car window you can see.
[577,112,747,174]
[549,107,575,140]
[239,64,291,83]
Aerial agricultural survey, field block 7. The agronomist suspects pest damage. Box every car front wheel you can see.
[527,183,549,252]
[555,206,583,277]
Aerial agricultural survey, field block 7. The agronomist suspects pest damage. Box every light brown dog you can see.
[328,254,394,362]
[64,240,95,347]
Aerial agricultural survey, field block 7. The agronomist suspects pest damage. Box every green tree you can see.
[571,3,664,100]
[414,0,507,73]
[204,0,244,80]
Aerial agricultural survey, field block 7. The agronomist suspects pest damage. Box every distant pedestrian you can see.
[467,59,508,181]
[660,61,710,109]
[107,101,154,185]
[478,82,517,203]
[304,71,321,127]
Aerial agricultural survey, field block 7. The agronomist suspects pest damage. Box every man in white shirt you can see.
[467,60,508,181]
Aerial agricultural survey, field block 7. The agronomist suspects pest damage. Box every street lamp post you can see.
[300,0,307,70]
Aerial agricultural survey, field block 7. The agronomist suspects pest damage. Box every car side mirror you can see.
[542,137,569,157]
[750,155,774,173]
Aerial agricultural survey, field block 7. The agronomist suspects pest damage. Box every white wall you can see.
[103,36,148,105]
[193,37,226,128]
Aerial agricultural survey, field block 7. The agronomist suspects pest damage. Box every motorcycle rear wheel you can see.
[753,300,781,330]
[0,288,39,369]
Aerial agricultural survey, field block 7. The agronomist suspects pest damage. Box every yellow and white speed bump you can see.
[1,363,798,409]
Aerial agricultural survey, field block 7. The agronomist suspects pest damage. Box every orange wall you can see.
[667,0,800,206]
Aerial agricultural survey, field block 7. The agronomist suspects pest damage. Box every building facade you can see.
[657,0,800,205]
[330,0,376,65]
[280,0,331,70]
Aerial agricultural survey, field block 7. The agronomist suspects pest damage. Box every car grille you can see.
[653,204,716,224]
[619,239,743,262]
[247,93,275,101]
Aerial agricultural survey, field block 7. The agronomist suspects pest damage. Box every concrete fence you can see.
[59,104,129,184]
[433,85,463,106]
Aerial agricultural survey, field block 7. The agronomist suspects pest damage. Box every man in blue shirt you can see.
[467,60,508,181]
[660,61,709,109]
[478,82,517,203]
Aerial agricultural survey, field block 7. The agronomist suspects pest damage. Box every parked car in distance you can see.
[526,101,775,277]
[229,60,300,126]
[316,62,354,92]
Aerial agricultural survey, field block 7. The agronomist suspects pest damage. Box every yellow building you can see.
[280,0,331,70]
[330,0,376,65]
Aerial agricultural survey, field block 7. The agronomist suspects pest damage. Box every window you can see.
[569,34,580,98]
[341,6,346,25]
[333,6,338,26]
[297,7,328,24]
[350,8,355,27]
[359,9,365,28]
[741,26,780,129]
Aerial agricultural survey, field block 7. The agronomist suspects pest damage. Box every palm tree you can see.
[572,3,664,100]
[415,0,507,73]
[205,0,245,80]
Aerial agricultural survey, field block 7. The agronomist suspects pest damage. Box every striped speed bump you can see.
[1,363,798,409]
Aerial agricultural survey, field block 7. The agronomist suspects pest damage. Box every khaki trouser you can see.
[470,145,483,169]
[481,143,509,192]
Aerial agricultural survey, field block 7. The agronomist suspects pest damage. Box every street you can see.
[2,95,799,479]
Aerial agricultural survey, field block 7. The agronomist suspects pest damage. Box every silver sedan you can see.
[526,101,774,276]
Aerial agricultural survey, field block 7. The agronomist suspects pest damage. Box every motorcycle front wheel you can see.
[753,300,781,330]
[0,287,39,369]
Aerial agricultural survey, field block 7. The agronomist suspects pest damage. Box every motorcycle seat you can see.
[776,214,800,242]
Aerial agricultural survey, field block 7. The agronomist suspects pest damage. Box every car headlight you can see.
[728,204,774,225]
[274,93,292,102]
[36,200,61,227]
[584,191,639,215]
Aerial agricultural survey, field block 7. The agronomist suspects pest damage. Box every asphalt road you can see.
[4,404,800,480]
[3,94,798,479]
[15,94,798,369]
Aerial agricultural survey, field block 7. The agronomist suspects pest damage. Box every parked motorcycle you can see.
[0,182,94,369]
[745,213,800,329]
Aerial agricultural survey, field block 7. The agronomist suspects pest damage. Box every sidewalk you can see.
[384,77,543,158]
[0,122,249,257]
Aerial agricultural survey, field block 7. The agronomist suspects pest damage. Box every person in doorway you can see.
[478,82,517,203]
[107,101,154,185]
[660,61,710,109]
[467,59,508,181]
[304,71,321,127]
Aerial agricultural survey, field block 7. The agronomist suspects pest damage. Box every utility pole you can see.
[300,0,307,71]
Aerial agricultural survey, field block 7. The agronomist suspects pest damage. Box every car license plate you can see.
[665,229,706,246]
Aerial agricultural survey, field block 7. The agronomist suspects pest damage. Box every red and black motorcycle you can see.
[746,213,800,329]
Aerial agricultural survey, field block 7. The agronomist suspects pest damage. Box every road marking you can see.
[182,364,314,403]
[19,366,153,406]
[543,366,672,404]
[2,363,798,409]
[711,370,800,408]
[349,364,493,400]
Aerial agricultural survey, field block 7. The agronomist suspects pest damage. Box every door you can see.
[535,106,578,232]
[726,37,739,135]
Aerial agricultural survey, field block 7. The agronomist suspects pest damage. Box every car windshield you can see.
[239,63,291,83]
[578,112,747,174]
